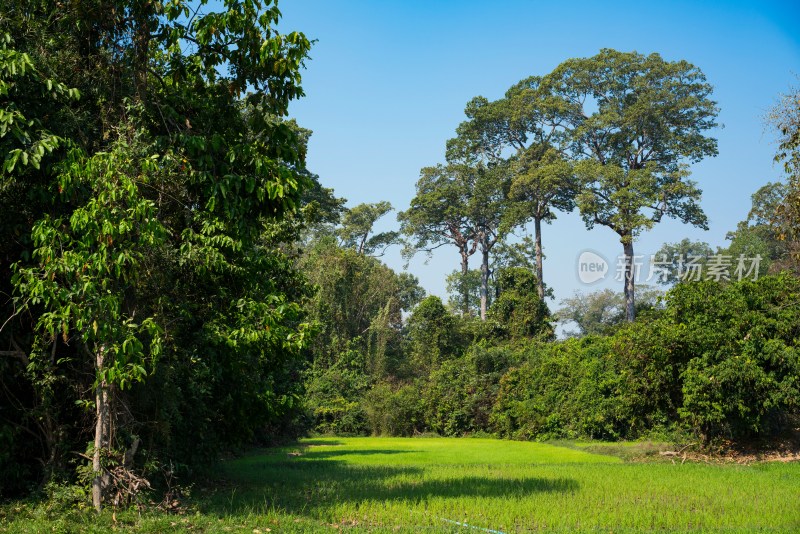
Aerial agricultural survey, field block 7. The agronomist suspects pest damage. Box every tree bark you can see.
[459,245,470,317]
[133,8,150,104]
[533,216,544,300]
[622,239,636,322]
[479,244,490,321]
[92,346,110,513]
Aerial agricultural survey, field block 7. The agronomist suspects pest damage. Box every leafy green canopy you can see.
[542,49,719,320]
[337,201,399,256]
[446,78,577,299]
[544,49,718,237]
[399,163,481,316]
[0,0,314,500]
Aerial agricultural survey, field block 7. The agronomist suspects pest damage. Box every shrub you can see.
[363,383,424,436]
[673,275,800,441]
[491,337,627,440]
[422,344,514,436]
[488,268,553,340]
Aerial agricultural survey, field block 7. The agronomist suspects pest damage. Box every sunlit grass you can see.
[3,436,799,532]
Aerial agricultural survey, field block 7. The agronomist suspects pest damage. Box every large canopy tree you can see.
[2,0,313,509]
[337,201,399,256]
[468,162,510,320]
[399,160,508,320]
[543,49,719,321]
[399,163,480,316]
[448,78,577,299]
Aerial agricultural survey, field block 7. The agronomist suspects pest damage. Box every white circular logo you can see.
[577,250,608,284]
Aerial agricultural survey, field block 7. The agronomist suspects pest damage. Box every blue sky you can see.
[277,0,800,307]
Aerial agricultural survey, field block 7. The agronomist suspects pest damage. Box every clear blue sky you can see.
[277,0,800,306]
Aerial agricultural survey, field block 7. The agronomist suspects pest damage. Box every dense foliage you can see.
[0,0,313,507]
[1,0,798,515]
[305,270,799,445]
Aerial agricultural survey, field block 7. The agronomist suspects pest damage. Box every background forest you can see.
[1,0,799,515]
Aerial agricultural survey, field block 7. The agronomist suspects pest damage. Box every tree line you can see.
[302,170,800,445]
[400,49,718,322]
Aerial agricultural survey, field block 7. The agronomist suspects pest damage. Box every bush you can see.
[681,340,800,441]
[673,275,800,441]
[491,337,627,440]
[304,343,371,435]
[404,295,464,377]
[422,344,513,436]
[363,383,424,436]
[488,268,553,340]
[303,274,800,447]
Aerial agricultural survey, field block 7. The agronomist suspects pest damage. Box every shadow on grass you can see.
[297,438,344,446]
[293,448,414,460]
[200,451,579,517]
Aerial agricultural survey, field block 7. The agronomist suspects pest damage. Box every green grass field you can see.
[3,437,799,533]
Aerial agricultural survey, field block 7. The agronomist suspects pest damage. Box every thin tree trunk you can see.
[622,239,636,322]
[133,10,150,104]
[39,339,59,486]
[533,216,544,300]
[479,244,490,321]
[92,346,110,512]
[459,247,470,317]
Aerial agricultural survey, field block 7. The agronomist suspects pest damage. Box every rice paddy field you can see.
[2,436,799,533]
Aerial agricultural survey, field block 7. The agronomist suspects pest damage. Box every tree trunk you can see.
[479,244,490,321]
[533,216,544,300]
[622,239,636,322]
[92,346,110,513]
[460,246,470,317]
[133,9,150,104]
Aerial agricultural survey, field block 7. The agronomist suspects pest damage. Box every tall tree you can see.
[398,164,479,316]
[447,80,576,299]
[769,84,800,270]
[401,159,509,321]
[468,162,510,320]
[543,49,719,321]
[13,140,167,509]
[507,148,575,298]
[337,201,399,256]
